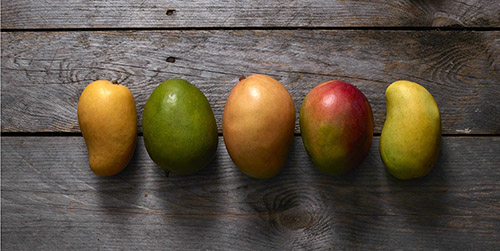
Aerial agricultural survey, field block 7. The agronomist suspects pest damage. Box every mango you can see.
[142,79,218,175]
[77,80,137,176]
[223,74,295,179]
[380,80,441,180]
[300,80,374,176]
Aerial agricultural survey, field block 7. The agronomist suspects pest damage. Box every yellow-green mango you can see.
[380,80,441,180]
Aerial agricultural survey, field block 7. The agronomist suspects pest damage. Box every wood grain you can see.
[2,30,499,134]
[2,136,499,250]
[2,0,500,29]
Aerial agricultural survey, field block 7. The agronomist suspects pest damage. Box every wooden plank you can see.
[2,0,500,29]
[2,30,499,134]
[2,136,499,249]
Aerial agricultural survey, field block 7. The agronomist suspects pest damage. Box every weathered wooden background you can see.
[2,0,500,250]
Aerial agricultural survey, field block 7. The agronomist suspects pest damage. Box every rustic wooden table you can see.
[2,1,500,250]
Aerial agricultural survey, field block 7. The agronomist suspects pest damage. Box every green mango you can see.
[142,79,218,175]
[380,80,441,180]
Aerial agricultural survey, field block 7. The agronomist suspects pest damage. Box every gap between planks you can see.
[2,26,500,33]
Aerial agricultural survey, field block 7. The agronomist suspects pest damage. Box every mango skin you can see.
[142,79,218,175]
[380,80,441,180]
[300,80,374,176]
[223,74,295,179]
[77,80,137,176]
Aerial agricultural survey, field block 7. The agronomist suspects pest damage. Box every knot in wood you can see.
[166,9,176,16]
[277,206,314,230]
[166,57,176,63]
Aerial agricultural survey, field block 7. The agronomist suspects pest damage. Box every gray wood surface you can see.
[2,30,499,134]
[2,0,500,29]
[2,136,499,250]
[2,0,499,249]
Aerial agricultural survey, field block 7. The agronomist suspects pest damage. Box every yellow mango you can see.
[77,80,137,176]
